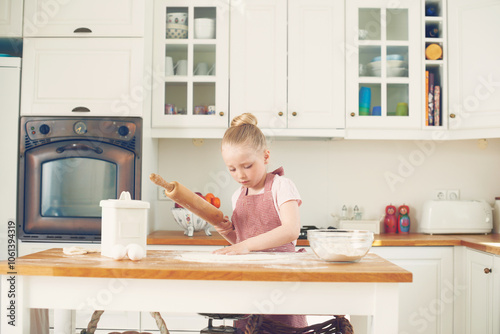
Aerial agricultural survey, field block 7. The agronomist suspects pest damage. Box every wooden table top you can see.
[148,231,500,255]
[1,248,412,283]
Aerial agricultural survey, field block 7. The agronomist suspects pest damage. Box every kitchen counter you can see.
[1,248,411,334]
[148,230,500,255]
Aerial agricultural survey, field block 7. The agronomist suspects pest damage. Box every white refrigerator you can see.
[0,56,21,262]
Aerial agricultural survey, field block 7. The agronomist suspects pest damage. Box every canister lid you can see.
[100,191,150,209]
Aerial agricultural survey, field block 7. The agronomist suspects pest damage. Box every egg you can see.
[126,243,145,261]
[110,244,127,260]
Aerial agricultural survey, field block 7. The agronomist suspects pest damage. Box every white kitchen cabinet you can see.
[230,0,345,133]
[151,0,229,136]
[0,0,23,37]
[447,0,500,135]
[368,246,454,334]
[23,0,145,37]
[463,248,500,334]
[345,0,422,133]
[21,38,144,116]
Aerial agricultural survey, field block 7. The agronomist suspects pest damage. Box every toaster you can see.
[419,200,493,234]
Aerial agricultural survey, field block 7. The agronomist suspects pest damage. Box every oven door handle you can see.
[56,143,103,154]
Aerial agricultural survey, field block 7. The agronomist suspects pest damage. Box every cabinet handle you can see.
[484,268,492,274]
[350,112,355,117]
[72,106,90,112]
[219,111,224,117]
[74,27,92,33]
[73,27,92,33]
[449,113,456,119]
[278,112,283,116]
[291,112,297,116]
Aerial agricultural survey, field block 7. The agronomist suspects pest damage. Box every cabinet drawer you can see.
[23,0,144,37]
[21,38,144,116]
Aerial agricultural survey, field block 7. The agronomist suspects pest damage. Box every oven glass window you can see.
[41,158,117,217]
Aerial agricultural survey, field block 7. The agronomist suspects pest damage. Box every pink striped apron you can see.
[232,167,308,329]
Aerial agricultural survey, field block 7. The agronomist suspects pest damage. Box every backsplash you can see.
[153,138,500,233]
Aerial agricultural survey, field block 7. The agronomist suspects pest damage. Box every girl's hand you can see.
[212,242,250,255]
[214,216,234,236]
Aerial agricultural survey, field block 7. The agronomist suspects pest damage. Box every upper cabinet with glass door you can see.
[346,0,421,134]
[151,0,229,134]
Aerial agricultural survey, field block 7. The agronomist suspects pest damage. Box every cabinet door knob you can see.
[292,112,297,116]
[219,111,224,117]
[278,112,283,116]
[484,268,492,274]
[350,112,355,117]
[450,113,456,119]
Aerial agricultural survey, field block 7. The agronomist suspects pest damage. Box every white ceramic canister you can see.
[494,197,500,233]
[100,191,150,258]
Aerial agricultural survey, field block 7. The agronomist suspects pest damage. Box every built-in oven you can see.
[18,116,142,241]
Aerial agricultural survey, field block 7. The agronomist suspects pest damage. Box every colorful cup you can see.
[165,104,175,115]
[371,106,381,116]
[395,102,409,116]
[359,86,371,110]
[193,105,206,115]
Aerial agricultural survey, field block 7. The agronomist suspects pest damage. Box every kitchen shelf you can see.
[423,0,447,128]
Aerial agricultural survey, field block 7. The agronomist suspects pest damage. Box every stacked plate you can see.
[367,55,408,77]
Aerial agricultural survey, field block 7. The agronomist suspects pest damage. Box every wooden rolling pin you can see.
[149,173,224,227]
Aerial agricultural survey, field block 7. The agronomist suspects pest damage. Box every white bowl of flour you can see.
[307,229,374,262]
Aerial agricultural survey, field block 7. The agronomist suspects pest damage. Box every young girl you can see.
[213,113,307,329]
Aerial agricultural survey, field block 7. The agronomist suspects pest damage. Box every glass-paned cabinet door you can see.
[152,0,229,128]
[346,0,421,129]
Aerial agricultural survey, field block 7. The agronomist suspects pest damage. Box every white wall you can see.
[152,137,500,233]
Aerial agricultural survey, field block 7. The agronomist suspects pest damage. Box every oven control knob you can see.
[39,124,50,135]
[118,125,129,137]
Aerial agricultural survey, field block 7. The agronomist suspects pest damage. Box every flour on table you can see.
[179,252,292,263]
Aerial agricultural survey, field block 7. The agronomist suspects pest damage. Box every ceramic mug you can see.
[165,57,174,76]
[194,62,209,76]
[165,104,175,115]
[175,60,188,76]
[193,105,206,115]
[207,105,216,115]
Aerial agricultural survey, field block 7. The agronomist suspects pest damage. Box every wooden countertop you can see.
[148,231,500,255]
[1,248,412,283]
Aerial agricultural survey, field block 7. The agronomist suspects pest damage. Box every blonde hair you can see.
[222,113,267,152]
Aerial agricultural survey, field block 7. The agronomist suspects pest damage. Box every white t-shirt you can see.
[231,174,302,219]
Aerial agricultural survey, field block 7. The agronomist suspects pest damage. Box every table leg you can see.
[371,284,399,334]
[54,309,75,334]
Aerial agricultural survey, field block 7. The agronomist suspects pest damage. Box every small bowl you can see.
[370,67,408,77]
[307,229,374,262]
[171,208,211,237]
[166,24,188,39]
[371,54,404,62]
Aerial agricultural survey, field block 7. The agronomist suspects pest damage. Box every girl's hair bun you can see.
[230,113,258,127]
[223,113,267,152]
